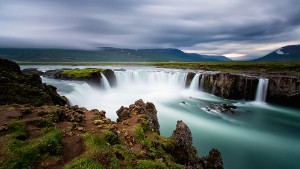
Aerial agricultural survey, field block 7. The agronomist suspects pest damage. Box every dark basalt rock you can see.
[22,68,44,76]
[202,73,258,100]
[103,69,117,87]
[186,72,196,88]
[200,73,300,107]
[0,58,67,106]
[116,99,160,134]
[171,120,200,168]
[206,103,237,114]
[266,75,300,107]
[201,148,224,169]
[0,58,21,73]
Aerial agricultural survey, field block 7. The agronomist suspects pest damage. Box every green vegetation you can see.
[135,160,167,169]
[18,61,300,74]
[0,121,62,169]
[103,130,120,145]
[151,62,300,74]
[59,68,104,79]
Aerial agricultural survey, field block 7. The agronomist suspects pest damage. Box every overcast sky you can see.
[0,0,299,60]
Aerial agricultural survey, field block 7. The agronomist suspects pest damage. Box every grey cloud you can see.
[0,0,299,59]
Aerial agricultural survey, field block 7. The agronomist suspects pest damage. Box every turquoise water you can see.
[23,65,300,169]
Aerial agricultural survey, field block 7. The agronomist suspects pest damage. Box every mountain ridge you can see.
[254,45,300,61]
[0,47,231,62]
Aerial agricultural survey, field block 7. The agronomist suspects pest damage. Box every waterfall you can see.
[255,78,269,102]
[199,74,205,91]
[189,74,201,91]
[114,70,188,89]
[100,73,111,90]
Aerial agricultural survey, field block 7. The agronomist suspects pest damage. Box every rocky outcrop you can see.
[198,73,300,107]
[0,58,67,106]
[22,68,44,76]
[44,68,117,87]
[205,103,236,114]
[116,99,160,134]
[186,72,196,88]
[103,69,117,87]
[266,75,300,107]
[201,73,258,100]
[0,100,224,169]
[201,148,224,169]
[171,120,200,168]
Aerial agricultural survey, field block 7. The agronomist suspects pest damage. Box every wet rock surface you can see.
[171,120,201,168]
[205,103,237,114]
[202,148,224,169]
[201,73,300,107]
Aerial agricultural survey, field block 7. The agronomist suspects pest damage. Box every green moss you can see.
[64,157,104,169]
[60,68,104,79]
[0,126,63,169]
[135,160,167,169]
[103,130,120,145]
[36,118,55,128]
[135,125,145,141]
[8,121,28,139]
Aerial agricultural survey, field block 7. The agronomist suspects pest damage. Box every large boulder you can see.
[116,99,160,134]
[201,148,224,169]
[0,58,67,106]
[171,120,200,168]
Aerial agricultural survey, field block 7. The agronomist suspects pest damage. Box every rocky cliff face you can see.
[201,73,258,100]
[197,72,300,107]
[0,58,67,106]
[43,68,116,87]
[266,75,300,107]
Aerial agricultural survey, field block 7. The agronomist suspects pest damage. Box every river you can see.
[22,65,300,169]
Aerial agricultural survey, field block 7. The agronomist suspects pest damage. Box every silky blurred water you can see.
[23,65,300,169]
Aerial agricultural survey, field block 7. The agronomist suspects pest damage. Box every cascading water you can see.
[36,66,300,169]
[114,70,188,88]
[199,74,205,91]
[100,73,111,90]
[189,73,201,91]
[255,78,269,102]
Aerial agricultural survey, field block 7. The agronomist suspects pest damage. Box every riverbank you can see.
[0,58,224,168]
[18,61,300,76]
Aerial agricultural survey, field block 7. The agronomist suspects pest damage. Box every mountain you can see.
[201,55,232,61]
[254,45,300,61]
[0,47,231,62]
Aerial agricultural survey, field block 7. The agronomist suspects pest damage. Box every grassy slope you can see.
[18,61,300,74]
[59,68,104,79]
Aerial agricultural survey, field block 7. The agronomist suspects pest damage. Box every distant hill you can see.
[0,47,231,62]
[254,45,300,61]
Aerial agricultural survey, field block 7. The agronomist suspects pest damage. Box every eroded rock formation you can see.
[0,58,67,106]
[116,99,160,134]
[171,120,200,168]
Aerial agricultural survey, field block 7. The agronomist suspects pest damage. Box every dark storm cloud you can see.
[0,0,299,59]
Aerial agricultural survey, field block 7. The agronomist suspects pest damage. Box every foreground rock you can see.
[0,100,224,169]
[171,120,200,167]
[0,58,67,106]
[116,99,160,134]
